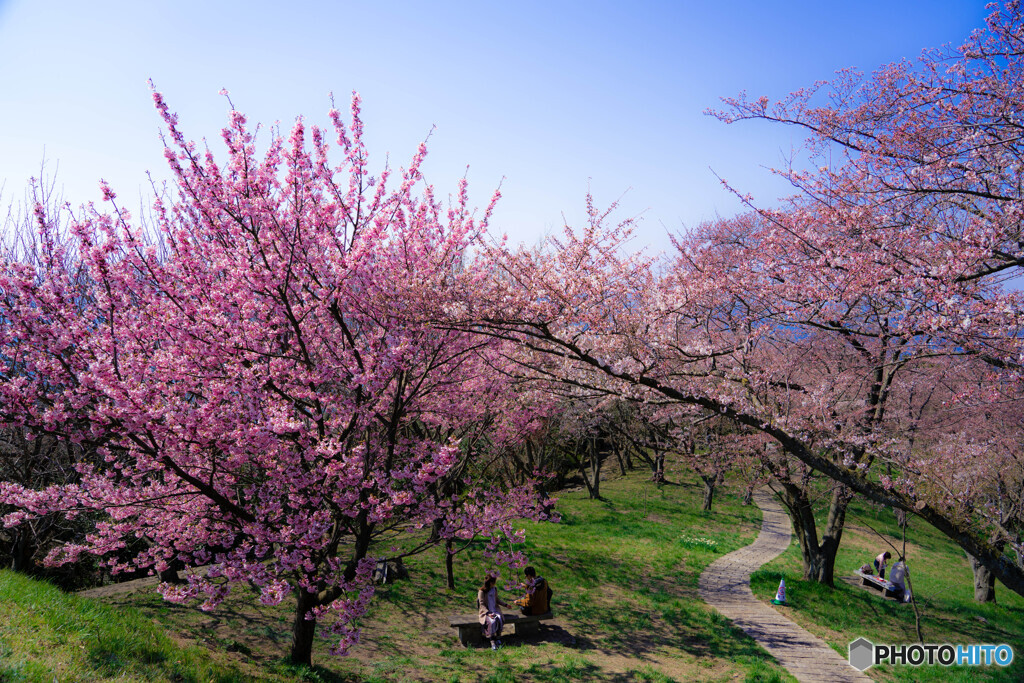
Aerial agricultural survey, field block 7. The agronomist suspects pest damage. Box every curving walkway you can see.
[698,489,871,683]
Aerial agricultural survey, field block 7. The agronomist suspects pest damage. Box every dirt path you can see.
[77,566,212,599]
[698,489,871,683]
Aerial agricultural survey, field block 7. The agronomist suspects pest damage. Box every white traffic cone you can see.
[772,578,787,605]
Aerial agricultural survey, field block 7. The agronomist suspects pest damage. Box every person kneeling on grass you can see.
[513,566,551,616]
[477,574,510,650]
[888,560,910,602]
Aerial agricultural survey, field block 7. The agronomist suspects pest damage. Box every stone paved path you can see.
[698,489,871,682]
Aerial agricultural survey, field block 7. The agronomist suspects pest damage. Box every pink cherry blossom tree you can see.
[472,194,1024,595]
[468,194,1022,593]
[0,91,550,666]
[882,356,1024,602]
[466,1,1024,596]
[703,0,1024,588]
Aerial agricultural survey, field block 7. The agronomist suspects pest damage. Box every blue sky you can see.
[0,1,991,252]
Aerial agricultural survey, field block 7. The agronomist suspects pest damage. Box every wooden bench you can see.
[448,611,553,647]
[855,570,901,599]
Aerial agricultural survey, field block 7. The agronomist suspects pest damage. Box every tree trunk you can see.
[579,437,602,499]
[290,587,320,667]
[287,512,372,667]
[445,539,455,590]
[700,474,715,511]
[966,551,997,603]
[778,484,851,586]
[428,518,443,544]
[10,530,33,572]
[613,443,627,476]
[158,567,181,583]
[158,557,185,584]
[652,453,665,483]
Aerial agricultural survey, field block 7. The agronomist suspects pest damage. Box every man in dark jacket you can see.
[516,566,551,615]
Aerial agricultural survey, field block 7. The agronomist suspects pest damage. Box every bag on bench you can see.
[482,613,503,639]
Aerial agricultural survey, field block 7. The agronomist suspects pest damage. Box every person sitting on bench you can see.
[477,574,510,650]
[514,566,550,616]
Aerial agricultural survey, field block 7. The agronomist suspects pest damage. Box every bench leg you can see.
[458,625,483,647]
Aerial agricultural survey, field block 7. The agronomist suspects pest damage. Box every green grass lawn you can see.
[749,488,1024,682]
[5,470,1022,682]
[1,472,795,682]
[110,472,795,682]
[0,568,250,682]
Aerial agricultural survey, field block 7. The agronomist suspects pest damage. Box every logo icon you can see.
[849,637,874,671]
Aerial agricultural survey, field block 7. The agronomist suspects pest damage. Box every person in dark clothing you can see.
[515,566,550,616]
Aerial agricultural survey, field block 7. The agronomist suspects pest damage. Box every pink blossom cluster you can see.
[0,90,544,664]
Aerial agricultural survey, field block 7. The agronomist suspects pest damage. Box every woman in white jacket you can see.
[477,574,510,650]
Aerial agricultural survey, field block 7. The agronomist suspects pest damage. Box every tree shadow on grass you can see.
[109,590,294,660]
[536,594,777,669]
[507,616,780,683]
[516,658,607,682]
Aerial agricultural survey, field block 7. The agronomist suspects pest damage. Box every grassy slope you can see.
[10,472,1021,682]
[2,472,795,683]
[0,568,252,682]
[749,489,1024,682]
